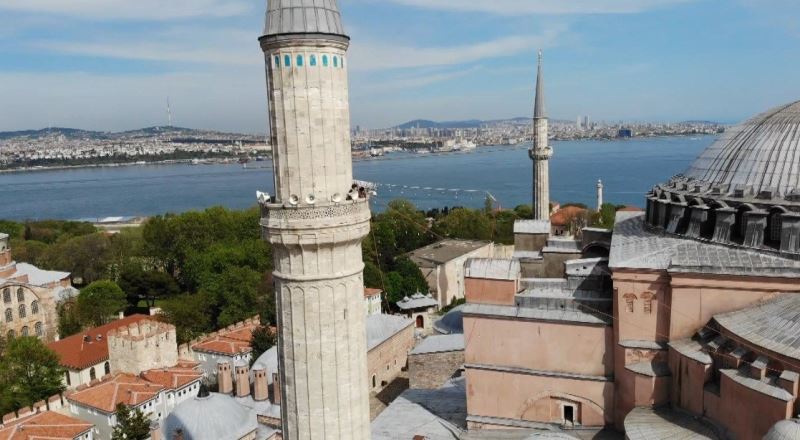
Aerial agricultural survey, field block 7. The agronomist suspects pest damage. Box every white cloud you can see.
[360,0,695,15]
[349,25,566,71]
[0,0,251,20]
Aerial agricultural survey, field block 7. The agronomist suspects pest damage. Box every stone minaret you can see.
[597,179,604,211]
[529,51,552,220]
[258,2,371,440]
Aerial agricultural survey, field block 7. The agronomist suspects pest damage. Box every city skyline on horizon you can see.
[0,0,798,133]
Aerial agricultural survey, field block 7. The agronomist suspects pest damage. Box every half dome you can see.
[685,100,800,197]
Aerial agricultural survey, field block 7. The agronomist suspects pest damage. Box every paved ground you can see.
[370,373,410,420]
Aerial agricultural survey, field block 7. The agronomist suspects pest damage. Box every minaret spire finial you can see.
[534,49,546,119]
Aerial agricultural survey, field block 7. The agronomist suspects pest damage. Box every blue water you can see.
[0,136,714,221]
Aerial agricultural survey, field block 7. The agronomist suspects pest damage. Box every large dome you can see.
[685,100,800,197]
[764,419,800,440]
[163,390,258,440]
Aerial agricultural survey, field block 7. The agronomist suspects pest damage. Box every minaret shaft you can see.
[259,3,371,439]
[530,51,552,220]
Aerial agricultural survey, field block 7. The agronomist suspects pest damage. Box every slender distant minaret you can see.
[258,2,371,439]
[529,51,552,220]
[597,179,604,211]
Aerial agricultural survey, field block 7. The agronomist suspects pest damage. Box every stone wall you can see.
[367,322,415,392]
[108,320,178,375]
[409,350,464,390]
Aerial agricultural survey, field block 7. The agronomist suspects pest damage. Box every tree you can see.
[249,325,277,367]
[111,403,151,440]
[514,204,533,220]
[434,207,493,241]
[160,293,214,344]
[118,264,180,309]
[77,280,127,326]
[0,336,65,413]
[205,267,262,328]
[57,301,83,338]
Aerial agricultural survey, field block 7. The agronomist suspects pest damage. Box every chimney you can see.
[778,370,800,396]
[235,363,250,398]
[150,421,162,440]
[272,373,282,405]
[217,361,233,395]
[253,367,268,401]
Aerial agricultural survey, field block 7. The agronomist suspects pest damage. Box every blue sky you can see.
[0,0,798,133]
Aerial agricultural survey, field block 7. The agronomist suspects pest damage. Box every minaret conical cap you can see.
[534,50,546,119]
[264,0,346,37]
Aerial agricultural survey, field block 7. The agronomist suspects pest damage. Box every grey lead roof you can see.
[713,293,800,362]
[465,258,520,281]
[514,219,550,234]
[623,407,721,440]
[263,0,346,37]
[609,212,800,277]
[684,99,800,196]
[411,334,464,355]
[534,51,546,118]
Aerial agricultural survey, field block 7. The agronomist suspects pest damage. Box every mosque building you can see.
[462,92,800,439]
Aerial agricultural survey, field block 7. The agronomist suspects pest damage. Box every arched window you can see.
[372,374,377,389]
[16,288,24,302]
[731,205,751,244]
[104,361,111,376]
[284,54,291,68]
[18,304,26,319]
[5,308,12,322]
[766,209,784,249]
[31,300,39,315]
[310,55,317,66]
[35,322,43,337]
[21,326,29,337]
[322,55,329,67]
[341,57,345,68]
[623,294,637,313]
[640,292,655,315]
[274,55,280,68]
[2,288,10,304]
[296,54,304,67]
[333,56,338,68]
[89,367,97,381]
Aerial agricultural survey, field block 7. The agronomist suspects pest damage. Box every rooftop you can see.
[684,99,800,196]
[396,292,438,310]
[610,212,800,277]
[465,258,520,281]
[0,411,93,440]
[366,314,413,351]
[514,220,551,235]
[140,361,203,390]
[365,287,383,298]
[263,0,346,37]
[48,314,152,370]
[713,294,800,362]
[191,320,259,356]
[410,334,464,355]
[12,263,69,286]
[550,206,587,227]
[623,407,721,440]
[407,239,491,268]
[67,373,164,413]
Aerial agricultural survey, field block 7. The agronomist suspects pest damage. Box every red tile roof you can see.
[191,322,259,356]
[67,373,163,413]
[0,412,93,440]
[48,315,153,370]
[140,362,202,390]
[550,206,587,227]
[364,288,383,298]
[618,206,645,212]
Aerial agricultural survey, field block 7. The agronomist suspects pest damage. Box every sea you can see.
[0,136,715,221]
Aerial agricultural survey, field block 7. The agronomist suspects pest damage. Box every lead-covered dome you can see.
[685,100,800,197]
[263,0,346,37]
[764,419,800,440]
[163,388,258,440]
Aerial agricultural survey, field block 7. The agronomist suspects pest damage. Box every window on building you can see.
[18,304,26,319]
[322,55,329,67]
[296,54,304,67]
[65,372,71,386]
[284,54,291,68]
[16,288,24,302]
[31,300,39,314]
[341,57,345,68]
[274,55,280,68]
[5,308,12,322]
[371,375,377,389]
[104,362,111,376]
[623,294,637,313]
[3,288,10,304]
[640,292,655,315]
[89,367,96,381]
[21,326,29,337]
[333,56,338,68]
[310,55,317,66]
[35,322,43,337]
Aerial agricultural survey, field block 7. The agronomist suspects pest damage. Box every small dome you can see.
[433,305,464,335]
[163,391,257,440]
[685,100,800,197]
[765,419,800,440]
[250,346,279,384]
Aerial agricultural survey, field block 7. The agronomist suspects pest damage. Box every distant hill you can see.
[396,118,524,130]
[0,126,254,141]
